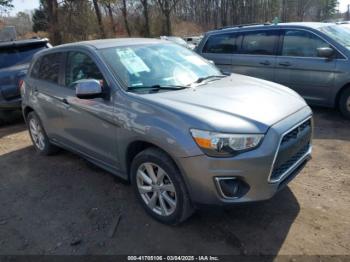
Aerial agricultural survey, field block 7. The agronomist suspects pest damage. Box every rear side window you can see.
[30,58,41,79]
[241,31,277,55]
[0,44,47,70]
[203,33,238,54]
[38,53,61,84]
[282,30,332,57]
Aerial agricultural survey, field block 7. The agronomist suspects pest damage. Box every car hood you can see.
[142,74,308,133]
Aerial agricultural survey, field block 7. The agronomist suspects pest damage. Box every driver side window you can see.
[282,30,331,58]
[65,51,105,88]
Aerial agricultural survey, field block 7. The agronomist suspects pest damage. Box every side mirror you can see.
[317,47,334,58]
[75,79,102,99]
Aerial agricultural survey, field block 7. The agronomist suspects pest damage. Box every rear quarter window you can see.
[30,58,42,79]
[203,33,238,54]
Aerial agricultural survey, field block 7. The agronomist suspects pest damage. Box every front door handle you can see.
[260,61,271,66]
[61,98,69,105]
[54,96,69,105]
[279,62,292,67]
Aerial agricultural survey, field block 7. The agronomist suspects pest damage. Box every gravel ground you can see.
[0,108,349,256]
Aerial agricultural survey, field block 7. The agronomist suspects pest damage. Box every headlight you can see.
[190,129,264,157]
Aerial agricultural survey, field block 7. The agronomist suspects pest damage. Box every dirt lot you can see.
[0,108,349,256]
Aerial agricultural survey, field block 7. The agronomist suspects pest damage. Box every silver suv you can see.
[196,22,350,119]
[22,39,313,224]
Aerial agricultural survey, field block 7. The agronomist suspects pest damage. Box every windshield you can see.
[319,25,350,50]
[0,44,47,70]
[100,43,221,90]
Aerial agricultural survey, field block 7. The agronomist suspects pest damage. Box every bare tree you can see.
[140,0,150,37]
[157,0,179,35]
[107,3,117,35]
[92,0,106,38]
[121,0,131,36]
[32,0,342,44]
[43,0,62,44]
[101,0,117,36]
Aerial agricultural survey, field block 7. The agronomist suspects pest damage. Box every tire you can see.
[339,87,350,120]
[130,147,194,225]
[26,111,58,155]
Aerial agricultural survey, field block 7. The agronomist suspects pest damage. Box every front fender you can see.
[114,93,204,172]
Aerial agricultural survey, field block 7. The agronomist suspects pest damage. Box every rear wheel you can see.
[27,112,58,155]
[131,148,194,225]
[339,87,350,120]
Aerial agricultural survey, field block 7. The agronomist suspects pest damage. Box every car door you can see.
[199,32,238,73]
[275,29,337,105]
[231,30,279,82]
[26,52,65,140]
[58,50,118,169]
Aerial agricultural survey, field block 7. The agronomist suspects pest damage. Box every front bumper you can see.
[177,106,313,206]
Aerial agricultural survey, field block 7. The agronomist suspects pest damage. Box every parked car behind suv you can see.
[196,22,350,119]
[22,39,313,224]
[0,38,51,124]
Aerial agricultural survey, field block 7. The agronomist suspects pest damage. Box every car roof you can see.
[208,22,334,34]
[49,38,166,51]
[0,38,49,48]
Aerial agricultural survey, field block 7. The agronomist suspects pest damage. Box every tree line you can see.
[1,0,341,45]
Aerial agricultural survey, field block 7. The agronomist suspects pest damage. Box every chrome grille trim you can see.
[268,116,313,183]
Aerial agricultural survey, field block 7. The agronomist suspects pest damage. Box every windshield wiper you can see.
[127,85,189,92]
[193,75,227,84]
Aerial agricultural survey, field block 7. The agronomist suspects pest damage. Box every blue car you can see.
[0,38,51,123]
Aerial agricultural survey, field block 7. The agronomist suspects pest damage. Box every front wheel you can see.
[339,88,350,120]
[131,148,194,225]
[27,112,58,155]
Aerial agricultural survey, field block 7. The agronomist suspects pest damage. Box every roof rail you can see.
[218,23,272,30]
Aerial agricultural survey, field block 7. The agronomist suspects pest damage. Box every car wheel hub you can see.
[29,118,45,151]
[136,162,177,216]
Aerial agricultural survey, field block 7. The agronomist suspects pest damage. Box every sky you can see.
[9,0,40,16]
[339,0,350,13]
[8,0,350,16]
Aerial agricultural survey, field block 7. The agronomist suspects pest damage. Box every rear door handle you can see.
[260,61,271,66]
[279,62,292,67]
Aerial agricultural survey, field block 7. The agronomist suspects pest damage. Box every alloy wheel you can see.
[136,162,177,216]
[29,118,45,151]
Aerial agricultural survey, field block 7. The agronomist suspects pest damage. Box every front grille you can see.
[271,144,309,180]
[281,119,311,144]
[270,118,312,182]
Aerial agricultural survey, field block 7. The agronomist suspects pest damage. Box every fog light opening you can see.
[215,177,249,199]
